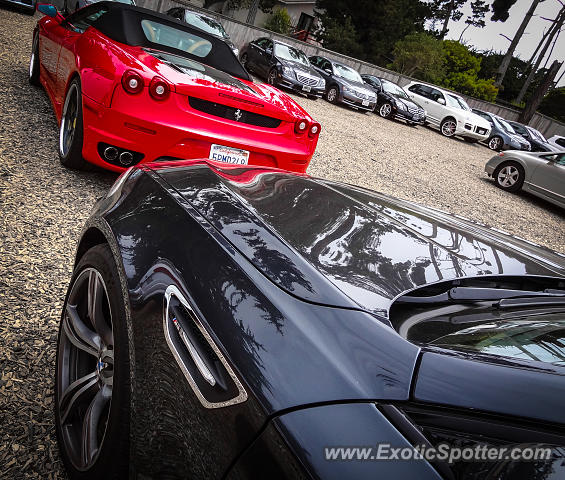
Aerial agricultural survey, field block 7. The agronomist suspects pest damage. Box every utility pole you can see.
[519,60,562,123]
[495,0,542,88]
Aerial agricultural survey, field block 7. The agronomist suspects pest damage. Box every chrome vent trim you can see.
[163,285,248,409]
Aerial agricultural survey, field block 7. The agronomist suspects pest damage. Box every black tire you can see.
[267,68,277,86]
[326,85,339,104]
[23,6,35,15]
[493,161,525,193]
[59,78,88,170]
[464,137,479,143]
[55,244,130,480]
[29,32,40,86]
[488,135,504,151]
[378,102,393,119]
[240,53,249,71]
[440,117,457,137]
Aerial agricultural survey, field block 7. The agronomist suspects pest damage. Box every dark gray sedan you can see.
[485,150,565,208]
[473,108,531,151]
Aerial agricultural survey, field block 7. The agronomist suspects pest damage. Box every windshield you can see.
[527,126,547,142]
[273,44,310,66]
[184,12,228,39]
[446,94,470,110]
[496,117,516,134]
[382,80,409,100]
[430,318,565,366]
[333,63,362,83]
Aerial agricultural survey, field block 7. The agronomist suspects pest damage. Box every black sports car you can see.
[240,38,325,98]
[362,74,426,124]
[56,160,565,479]
[309,55,377,111]
[507,120,559,153]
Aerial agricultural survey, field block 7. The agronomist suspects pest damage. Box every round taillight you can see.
[295,119,309,134]
[309,122,321,137]
[122,70,144,94]
[149,77,170,100]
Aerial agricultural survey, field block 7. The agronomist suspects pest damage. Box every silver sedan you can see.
[485,150,565,209]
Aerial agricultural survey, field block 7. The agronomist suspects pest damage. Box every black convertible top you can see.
[73,1,250,80]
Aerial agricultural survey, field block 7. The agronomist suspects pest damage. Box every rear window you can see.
[141,19,212,57]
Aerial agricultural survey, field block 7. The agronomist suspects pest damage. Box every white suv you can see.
[548,135,565,150]
[404,81,491,141]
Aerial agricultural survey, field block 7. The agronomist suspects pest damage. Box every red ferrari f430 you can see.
[30,2,321,172]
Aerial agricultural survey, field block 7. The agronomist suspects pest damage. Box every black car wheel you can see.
[29,32,40,86]
[493,161,525,193]
[326,86,339,104]
[59,78,88,170]
[267,68,277,86]
[378,102,393,118]
[440,117,457,137]
[55,244,130,479]
[488,136,503,151]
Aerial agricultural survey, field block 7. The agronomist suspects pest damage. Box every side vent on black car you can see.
[164,285,247,408]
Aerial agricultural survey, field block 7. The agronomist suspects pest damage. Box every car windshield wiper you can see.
[398,286,565,305]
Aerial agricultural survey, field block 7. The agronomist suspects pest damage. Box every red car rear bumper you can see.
[81,89,317,173]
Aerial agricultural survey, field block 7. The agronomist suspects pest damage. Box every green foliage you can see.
[224,0,277,15]
[264,7,292,34]
[538,87,565,122]
[315,0,431,64]
[388,32,444,82]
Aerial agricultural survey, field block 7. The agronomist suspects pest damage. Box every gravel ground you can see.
[0,6,563,479]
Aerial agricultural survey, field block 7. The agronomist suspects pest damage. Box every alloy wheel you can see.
[497,165,519,187]
[379,103,392,118]
[56,268,114,471]
[441,120,456,137]
[489,137,502,150]
[327,88,337,102]
[59,84,79,158]
[241,53,248,68]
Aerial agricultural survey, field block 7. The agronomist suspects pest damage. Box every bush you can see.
[264,7,292,35]
[388,32,444,83]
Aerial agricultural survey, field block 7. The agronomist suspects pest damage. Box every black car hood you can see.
[153,163,565,317]
[390,94,422,110]
[278,57,321,79]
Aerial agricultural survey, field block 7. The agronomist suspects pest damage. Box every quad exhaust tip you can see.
[104,146,119,161]
[120,151,134,166]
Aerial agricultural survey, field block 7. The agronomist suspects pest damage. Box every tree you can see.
[519,60,562,123]
[493,0,543,87]
[315,16,364,58]
[538,86,565,122]
[315,0,431,64]
[458,0,491,40]
[388,32,445,81]
[428,0,488,39]
[223,0,277,24]
[264,7,293,34]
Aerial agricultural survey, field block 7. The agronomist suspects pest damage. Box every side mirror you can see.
[266,48,273,56]
[437,98,446,105]
[37,3,58,17]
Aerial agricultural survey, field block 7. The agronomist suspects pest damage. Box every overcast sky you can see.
[443,0,565,86]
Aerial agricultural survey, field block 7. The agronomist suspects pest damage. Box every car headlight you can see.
[281,65,294,77]
[396,101,407,110]
[319,78,325,88]
[343,85,351,93]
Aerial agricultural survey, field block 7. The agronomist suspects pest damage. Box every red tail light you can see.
[122,70,144,94]
[308,122,321,138]
[295,119,309,135]
[149,77,170,100]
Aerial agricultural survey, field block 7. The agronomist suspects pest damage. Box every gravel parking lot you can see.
[0,6,563,479]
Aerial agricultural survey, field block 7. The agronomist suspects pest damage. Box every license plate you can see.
[302,84,311,92]
[362,99,370,107]
[209,144,249,165]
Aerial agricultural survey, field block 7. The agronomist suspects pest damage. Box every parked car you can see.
[63,0,134,14]
[507,120,559,152]
[239,38,325,98]
[361,74,426,125]
[309,55,377,111]
[548,134,565,150]
[472,109,531,151]
[166,6,239,57]
[485,150,565,208]
[1,0,36,14]
[404,81,490,141]
[55,159,565,479]
[30,2,320,172]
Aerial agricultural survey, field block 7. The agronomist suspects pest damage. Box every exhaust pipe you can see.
[120,151,134,166]
[104,146,119,161]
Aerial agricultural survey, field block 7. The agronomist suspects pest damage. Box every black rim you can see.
[59,84,79,157]
[57,268,114,471]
